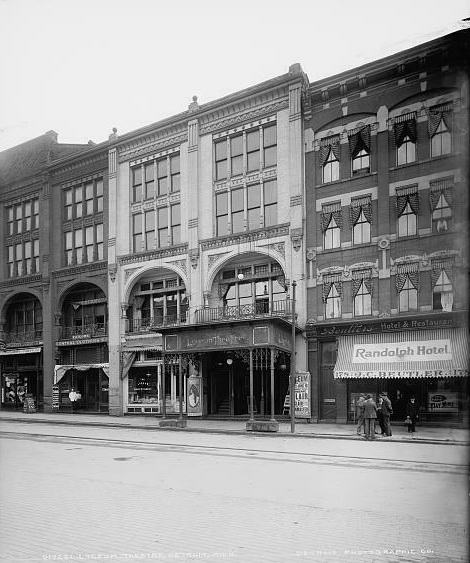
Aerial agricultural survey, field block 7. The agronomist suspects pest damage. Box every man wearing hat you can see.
[356,393,366,436]
[363,394,378,440]
[380,391,393,436]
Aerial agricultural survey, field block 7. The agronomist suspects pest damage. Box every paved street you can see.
[0,421,468,563]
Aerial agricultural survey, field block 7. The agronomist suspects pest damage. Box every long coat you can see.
[363,398,377,419]
[406,401,420,420]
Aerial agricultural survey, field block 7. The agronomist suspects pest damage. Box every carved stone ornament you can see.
[125,267,142,282]
[54,312,62,326]
[208,252,231,269]
[306,248,316,262]
[108,264,117,283]
[377,236,391,250]
[120,303,129,318]
[189,249,199,270]
[290,228,303,252]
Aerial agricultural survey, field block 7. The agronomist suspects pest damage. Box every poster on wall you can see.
[52,385,60,409]
[187,376,203,417]
[428,391,458,412]
[295,371,311,419]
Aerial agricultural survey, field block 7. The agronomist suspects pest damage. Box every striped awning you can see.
[121,335,162,352]
[334,328,469,379]
[0,347,42,356]
[54,363,109,384]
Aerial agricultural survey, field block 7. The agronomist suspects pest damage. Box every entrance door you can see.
[320,341,338,420]
[58,369,109,413]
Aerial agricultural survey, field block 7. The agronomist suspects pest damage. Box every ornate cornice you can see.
[200,100,288,135]
[118,244,188,265]
[200,224,290,251]
[0,274,42,289]
[119,131,187,162]
[52,261,107,278]
[50,152,107,177]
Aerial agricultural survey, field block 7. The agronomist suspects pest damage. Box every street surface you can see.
[0,421,468,562]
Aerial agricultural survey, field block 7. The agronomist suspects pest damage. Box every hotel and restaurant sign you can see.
[164,324,292,353]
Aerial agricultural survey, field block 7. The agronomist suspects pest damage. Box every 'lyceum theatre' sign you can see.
[352,340,452,363]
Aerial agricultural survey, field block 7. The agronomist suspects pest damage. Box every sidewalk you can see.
[0,410,468,445]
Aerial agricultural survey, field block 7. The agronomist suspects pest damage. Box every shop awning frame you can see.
[54,363,110,384]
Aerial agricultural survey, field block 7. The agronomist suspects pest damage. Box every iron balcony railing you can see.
[60,323,108,340]
[3,330,43,344]
[128,313,188,334]
[195,300,292,324]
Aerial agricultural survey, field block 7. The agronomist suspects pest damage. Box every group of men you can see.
[356,392,393,440]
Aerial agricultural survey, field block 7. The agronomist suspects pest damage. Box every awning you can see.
[0,347,42,356]
[121,335,162,352]
[54,363,110,384]
[334,328,469,379]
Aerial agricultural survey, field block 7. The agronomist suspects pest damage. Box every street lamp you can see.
[290,281,297,434]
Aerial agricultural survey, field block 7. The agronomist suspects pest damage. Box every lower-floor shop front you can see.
[0,347,42,411]
[308,314,469,426]
[54,364,109,413]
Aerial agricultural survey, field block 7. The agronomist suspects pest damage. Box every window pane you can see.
[133,167,142,185]
[231,154,243,176]
[75,186,83,202]
[171,173,180,193]
[247,130,259,152]
[247,151,260,172]
[15,204,22,219]
[96,180,103,197]
[158,229,168,247]
[158,177,168,196]
[217,216,228,236]
[8,246,14,261]
[145,163,154,181]
[170,155,180,173]
[172,225,180,245]
[85,182,93,200]
[97,243,103,260]
[65,232,73,249]
[264,180,277,204]
[85,226,93,244]
[264,145,276,167]
[158,207,168,228]
[145,210,155,231]
[248,208,260,230]
[216,161,227,180]
[231,135,243,157]
[248,184,260,208]
[75,229,83,247]
[232,211,244,233]
[231,189,244,213]
[24,241,31,258]
[263,125,277,147]
[133,214,142,234]
[96,224,103,243]
[157,159,167,178]
[215,140,227,160]
[24,202,31,217]
[171,204,180,225]
[216,192,228,215]
[264,203,277,227]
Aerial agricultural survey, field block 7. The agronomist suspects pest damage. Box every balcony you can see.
[3,330,43,345]
[128,313,188,334]
[60,323,108,340]
[194,300,292,324]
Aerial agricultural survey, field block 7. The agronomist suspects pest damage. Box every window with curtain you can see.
[319,136,340,184]
[321,202,342,249]
[395,113,417,165]
[352,271,372,316]
[324,282,342,319]
[428,104,452,157]
[396,188,418,237]
[430,178,453,233]
[350,195,372,245]
[396,266,419,312]
[348,126,370,175]
[432,261,454,311]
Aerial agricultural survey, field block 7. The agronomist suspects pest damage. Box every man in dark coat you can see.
[406,397,420,438]
[363,394,377,440]
[380,391,393,436]
[356,393,366,436]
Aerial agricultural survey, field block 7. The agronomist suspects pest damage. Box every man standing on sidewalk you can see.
[363,394,377,440]
[380,391,393,437]
[356,393,366,436]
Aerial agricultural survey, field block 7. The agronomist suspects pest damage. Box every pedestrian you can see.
[380,391,393,437]
[406,396,420,438]
[356,393,366,436]
[376,395,386,436]
[363,394,377,440]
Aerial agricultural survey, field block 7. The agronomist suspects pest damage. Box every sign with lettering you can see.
[23,394,36,413]
[52,385,60,409]
[294,371,311,418]
[187,376,203,417]
[352,340,452,363]
[428,391,458,412]
[336,369,467,378]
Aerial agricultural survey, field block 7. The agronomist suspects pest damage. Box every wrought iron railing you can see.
[128,313,188,333]
[195,300,291,323]
[3,330,43,344]
[60,323,108,339]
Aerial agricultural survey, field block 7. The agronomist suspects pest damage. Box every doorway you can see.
[58,368,109,413]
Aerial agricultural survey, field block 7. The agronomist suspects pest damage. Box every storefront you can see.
[0,347,42,410]
[54,363,109,413]
[156,319,295,421]
[307,312,469,426]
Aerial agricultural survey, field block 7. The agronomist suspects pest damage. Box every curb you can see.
[0,416,467,446]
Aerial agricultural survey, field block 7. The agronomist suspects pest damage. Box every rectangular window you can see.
[398,202,417,237]
[15,243,23,276]
[230,135,243,176]
[231,188,244,233]
[7,245,14,277]
[33,239,39,272]
[75,229,83,264]
[215,140,227,181]
[33,198,39,229]
[157,159,168,196]
[24,241,32,274]
[7,207,14,235]
[65,189,73,220]
[74,186,83,219]
[96,180,103,213]
[132,166,143,202]
[85,182,94,215]
[399,277,418,312]
[85,226,94,262]
[170,155,180,193]
[15,204,22,234]
[65,232,73,265]
[96,224,103,260]
[157,207,168,247]
[263,125,277,167]
[171,204,181,245]
[132,214,142,252]
[144,163,155,200]
[247,184,261,230]
[24,202,32,231]
[145,210,155,250]
[247,130,260,172]
[216,192,228,236]
[264,180,277,227]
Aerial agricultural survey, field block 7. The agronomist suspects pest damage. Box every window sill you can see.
[316,172,377,188]
[389,153,455,172]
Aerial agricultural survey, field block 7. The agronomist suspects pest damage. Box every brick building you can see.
[304,26,469,425]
